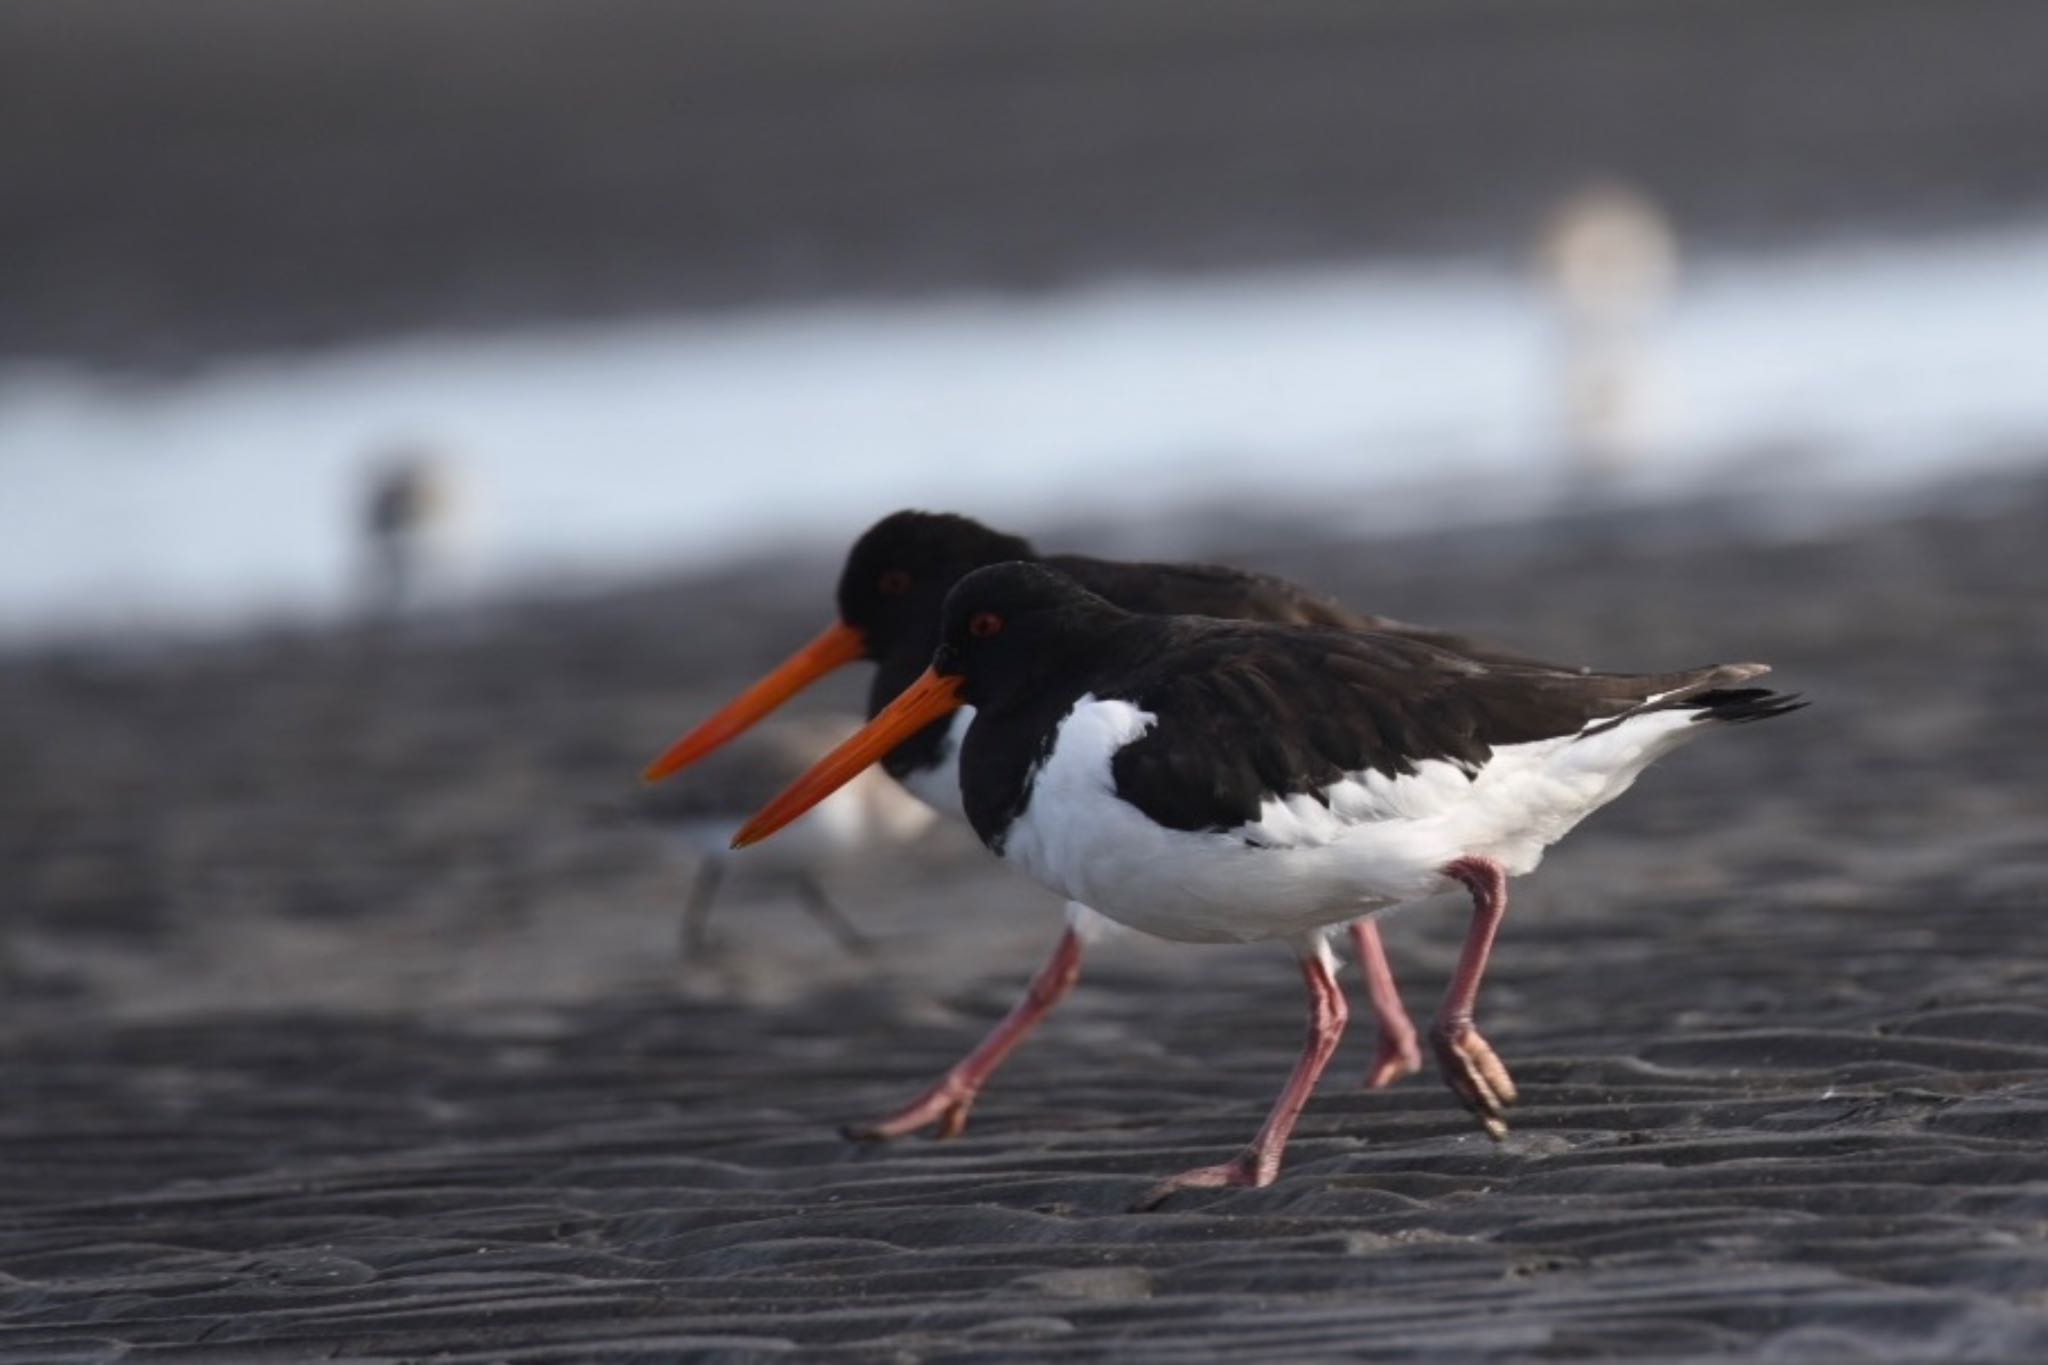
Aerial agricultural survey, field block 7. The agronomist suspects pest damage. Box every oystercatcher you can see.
[732,562,1803,1204]
[620,714,935,956]
[643,511,1565,1135]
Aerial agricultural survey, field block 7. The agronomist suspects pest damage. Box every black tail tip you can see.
[1687,687,1808,724]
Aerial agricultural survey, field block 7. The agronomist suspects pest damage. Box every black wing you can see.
[1047,552,1567,669]
[1105,619,1759,834]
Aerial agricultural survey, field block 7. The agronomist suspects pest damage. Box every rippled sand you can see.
[4,477,2046,1360]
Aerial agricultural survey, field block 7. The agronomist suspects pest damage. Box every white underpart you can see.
[677,763,937,868]
[999,695,1716,945]
[1064,900,1121,943]
[896,707,975,821]
[890,707,1133,940]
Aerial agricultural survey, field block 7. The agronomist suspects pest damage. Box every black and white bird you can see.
[644,511,1566,1139]
[733,562,1803,1205]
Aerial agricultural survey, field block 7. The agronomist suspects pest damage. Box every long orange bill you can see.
[732,667,965,849]
[641,620,866,783]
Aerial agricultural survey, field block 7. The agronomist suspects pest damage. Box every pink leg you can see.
[1432,856,1519,1139]
[1136,949,1350,1209]
[843,927,1084,1142]
[1349,919,1421,1089]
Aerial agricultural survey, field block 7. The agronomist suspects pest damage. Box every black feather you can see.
[1682,688,1809,725]
[938,567,1805,843]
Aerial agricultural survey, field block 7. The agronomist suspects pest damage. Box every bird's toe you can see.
[1364,1031,1423,1090]
[1132,1151,1273,1211]
[1431,1023,1518,1139]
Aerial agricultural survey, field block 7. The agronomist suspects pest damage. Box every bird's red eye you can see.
[968,612,1003,639]
[877,570,912,597]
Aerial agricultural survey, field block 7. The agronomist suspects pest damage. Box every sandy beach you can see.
[4,472,2045,1360]
[8,1,2048,1356]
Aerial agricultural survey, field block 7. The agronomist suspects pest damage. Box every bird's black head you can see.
[728,562,1124,851]
[835,511,1037,663]
[932,562,1126,715]
[645,511,1035,789]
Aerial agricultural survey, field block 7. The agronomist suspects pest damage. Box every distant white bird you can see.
[625,713,937,957]
[1535,181,1680,477]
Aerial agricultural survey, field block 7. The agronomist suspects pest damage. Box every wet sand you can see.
[4,476,2048,1359]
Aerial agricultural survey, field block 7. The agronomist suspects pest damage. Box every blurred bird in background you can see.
[1535,181,1681,481]
[358,443,471,619]
[616,713,936,958]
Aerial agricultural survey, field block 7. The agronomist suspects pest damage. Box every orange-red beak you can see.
[641,621,866,783]
[731,666,965,848]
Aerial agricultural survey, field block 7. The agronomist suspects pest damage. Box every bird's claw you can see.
[841,1083,976,1143]
[1363,1027,1423,1090]
[1132,1149,1276,1211]
[1430,1020,1517,1139]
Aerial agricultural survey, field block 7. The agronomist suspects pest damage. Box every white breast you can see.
[997,696,1716,945]
[895,706,975,821]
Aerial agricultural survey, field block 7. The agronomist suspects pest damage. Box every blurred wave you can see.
[4,224,2046,639]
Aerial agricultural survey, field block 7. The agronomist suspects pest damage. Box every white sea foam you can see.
[3,225,2046,637]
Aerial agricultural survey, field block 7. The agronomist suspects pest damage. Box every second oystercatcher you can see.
[732,562,1804,1205]
[643,511,1569,1137]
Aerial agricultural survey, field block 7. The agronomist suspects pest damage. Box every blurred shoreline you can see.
[6,222,2047,643]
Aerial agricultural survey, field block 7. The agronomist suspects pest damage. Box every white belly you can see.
[997,695,1709,945]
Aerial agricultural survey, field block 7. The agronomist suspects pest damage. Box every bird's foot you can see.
[1132,1149,1277,1211]
[1363,1026,1423,1090]
[677,933,729,966]
[841,1080,977,1143]
[1430,1020,1517,1140]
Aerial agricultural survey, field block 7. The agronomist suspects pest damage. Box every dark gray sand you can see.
[5,477,2048,1360]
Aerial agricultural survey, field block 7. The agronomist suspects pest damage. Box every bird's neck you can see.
[959,679,1089,852]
